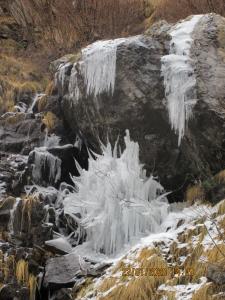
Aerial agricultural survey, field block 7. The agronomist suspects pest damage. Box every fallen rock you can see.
[207,264,225,285]
[44,253,88,288]
[45,237,73,255]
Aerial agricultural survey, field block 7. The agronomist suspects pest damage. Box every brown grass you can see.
[37,94,48,112]
[9,0,147,53]
[215,170,225,184]
[0,53,48,114]
[42,111,58,131]
[185,185,205,205]
[192,282,214,300]
[153,0,225,24]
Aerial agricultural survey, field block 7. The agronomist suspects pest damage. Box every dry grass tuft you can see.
[28,274,37,300]
[215,170,225,184]
[186,185,205,205]
[21,196,39,231]
[217,200,225,216]
[98,277,118,293]
[45,81,54,96]
[42,111,58,131]
[206,244,225,263]
[16,259,29,284]
[2,112,26,125]
[37,94,48,112]
[192,282,214,300]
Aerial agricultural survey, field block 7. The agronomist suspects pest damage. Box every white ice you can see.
[31,148,61,185]
[64,130,169,256]
[161,15,203,146]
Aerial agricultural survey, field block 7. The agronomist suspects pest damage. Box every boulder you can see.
[44,253,88,288]
[55,14,225,201]
[207,264,225,285]
[28,144,88,187]
[0,112,45,154]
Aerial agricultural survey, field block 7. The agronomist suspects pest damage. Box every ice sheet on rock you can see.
[64,130,169,256]
[45,237,73,254]
[31,148,61,185]
[161,15,203,146]
[44,132,61,148]
[59,36,142,104]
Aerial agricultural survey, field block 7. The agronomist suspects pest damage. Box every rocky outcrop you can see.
[55,14,225,201]
[0,112,45,154]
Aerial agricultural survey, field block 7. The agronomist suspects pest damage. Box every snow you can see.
[64,130,169,256]
[159,277,207,300]
[161,15,203,146]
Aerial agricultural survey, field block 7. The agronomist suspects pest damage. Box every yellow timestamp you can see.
[122,267,194,277]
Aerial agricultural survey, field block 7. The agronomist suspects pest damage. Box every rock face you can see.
[0,112,45,154]
[55,14,225,201]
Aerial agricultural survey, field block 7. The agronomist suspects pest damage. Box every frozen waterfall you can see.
[161,15,203,146]
[64,131,169,256]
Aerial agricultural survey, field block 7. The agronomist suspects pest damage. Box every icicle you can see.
[28,93,45,113]
[68,63,81,103]
[8,198,21,235]
[31,148,61,185]
[55,62,71,90]
[66,36,141,103]
[64,131,169,256]
[161,15,203,146]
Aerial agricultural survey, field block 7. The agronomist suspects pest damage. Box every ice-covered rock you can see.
[56,13,225,201]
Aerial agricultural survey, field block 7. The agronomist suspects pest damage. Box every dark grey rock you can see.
[44,253,87,288]
[207,264,225,285]
[0,112,45,154]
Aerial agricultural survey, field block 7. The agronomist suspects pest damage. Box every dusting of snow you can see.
[64,130,169,256]
[161,15,203,146]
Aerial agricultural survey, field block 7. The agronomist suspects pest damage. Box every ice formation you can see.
[44,132,61,148]
[80,39,125,98]
[8,198,21,234]
[57,36,140,103]
[64,131,169,256]
[31,148,62,185]
[161,15,203,146]
[28,93,45,113]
